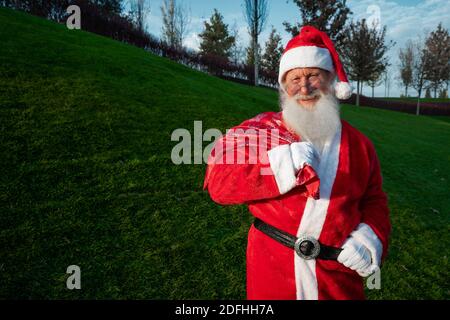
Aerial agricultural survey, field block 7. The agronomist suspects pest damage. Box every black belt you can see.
[253,218,342,260]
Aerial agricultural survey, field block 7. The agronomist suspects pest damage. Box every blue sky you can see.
[144,0,450,97]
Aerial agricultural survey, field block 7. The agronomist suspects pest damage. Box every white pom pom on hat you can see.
[334,81,353,100]
[278,25,353,100]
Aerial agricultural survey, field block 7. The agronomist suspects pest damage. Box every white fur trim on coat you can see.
[267,144,297,195]
[294,124,342,300]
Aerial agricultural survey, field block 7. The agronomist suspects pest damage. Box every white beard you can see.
[280,90,341,155]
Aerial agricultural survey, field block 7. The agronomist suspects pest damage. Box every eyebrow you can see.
[290,72,319,79]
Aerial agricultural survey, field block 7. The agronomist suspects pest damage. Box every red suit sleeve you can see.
[203,121,320,205]
[359,147,392,262]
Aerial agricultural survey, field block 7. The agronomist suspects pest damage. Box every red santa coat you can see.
[204,111,391,300]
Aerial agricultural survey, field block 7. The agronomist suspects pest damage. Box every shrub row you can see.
[342,94,450,116]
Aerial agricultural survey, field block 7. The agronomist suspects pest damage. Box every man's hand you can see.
[337,237,374,277]
[290,141,320,173]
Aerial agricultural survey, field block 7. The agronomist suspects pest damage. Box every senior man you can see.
[203,26,391,300]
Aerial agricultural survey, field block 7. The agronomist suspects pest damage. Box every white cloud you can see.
[183,32,201,51]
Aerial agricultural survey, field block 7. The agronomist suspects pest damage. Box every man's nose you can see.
[299,84,311,95]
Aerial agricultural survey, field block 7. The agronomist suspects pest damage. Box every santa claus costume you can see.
[204,26,391,300]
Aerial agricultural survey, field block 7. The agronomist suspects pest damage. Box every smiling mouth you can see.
[298,96,318,101]
[295,93,320,101]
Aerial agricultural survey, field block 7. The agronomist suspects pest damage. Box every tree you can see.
[129,0,151,33]
[398,40,414,97]
[411,37,430,115]
[283,0,351,54]
[424,23,450,98]
[161,0,190,49]
[161,0,178,48]
[93,0,123,15]
[176,1,191,49]
[340,19,393,106]
[261,26,284,73]
[425,87,431,98]
[199,9,235,59]
[367,70,384,98]
[229,21,245,65]
[245,42,261,66]
[383,70,391,97]
[244,0,268,86]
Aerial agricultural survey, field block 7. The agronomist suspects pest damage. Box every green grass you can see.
[0,7,449,299]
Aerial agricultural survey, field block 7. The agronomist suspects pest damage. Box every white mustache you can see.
[293,90,321,100]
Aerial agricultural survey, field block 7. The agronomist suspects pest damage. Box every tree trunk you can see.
[416,89,421,116]
[360,82,364,102]
[405,86,408,97]
[356,79,360,106]
[254,36,258,86]
[372,85,375,98]
[253,0,259,86]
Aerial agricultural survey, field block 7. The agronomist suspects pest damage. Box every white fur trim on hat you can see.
[278,46,334,85]
[334,81,353,100]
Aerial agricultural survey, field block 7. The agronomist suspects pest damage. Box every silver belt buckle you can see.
[294,235,321,260]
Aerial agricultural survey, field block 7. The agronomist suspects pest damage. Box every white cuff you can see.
[350,223,383,267]
[267,144,297,194]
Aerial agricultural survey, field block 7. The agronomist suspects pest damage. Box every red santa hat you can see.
[278,25,353,100]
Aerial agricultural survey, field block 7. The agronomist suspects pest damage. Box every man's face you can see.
[283,68,333,110]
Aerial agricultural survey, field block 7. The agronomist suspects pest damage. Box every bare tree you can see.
[230,21,245,65]
[244,0,268,86]
[176,1,191,49]
[129,0,151,33]
[161,0,178,48]
[383,70,391,97]
[161,0,190,49]
[398,40,414,97]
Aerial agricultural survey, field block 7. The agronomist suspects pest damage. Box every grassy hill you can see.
[0,7,449,299]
